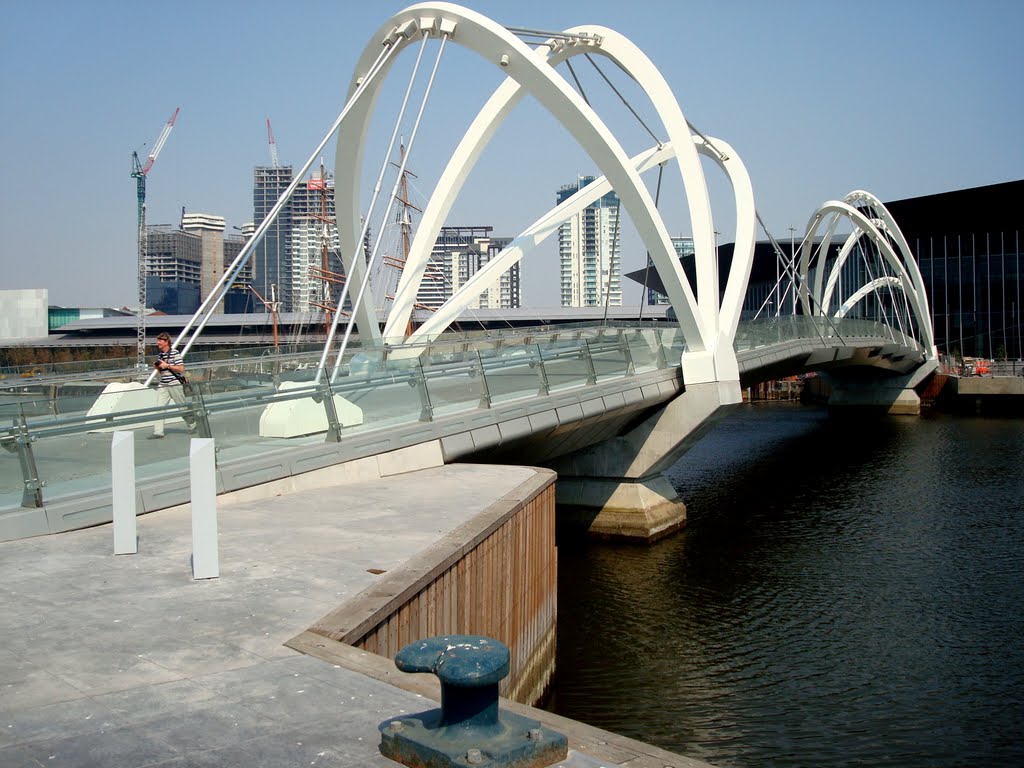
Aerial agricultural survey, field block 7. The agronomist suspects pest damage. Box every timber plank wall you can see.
[290,467,558,705]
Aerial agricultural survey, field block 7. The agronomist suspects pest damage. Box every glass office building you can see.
[885,180,1022,360]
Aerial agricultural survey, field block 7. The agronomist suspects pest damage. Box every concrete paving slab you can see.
[0,462,711,768]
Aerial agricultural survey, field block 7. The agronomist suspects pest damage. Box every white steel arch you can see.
[834,276,904,319]
[335,4,753,382]
[405,133,755,359]
[798,195,935,357]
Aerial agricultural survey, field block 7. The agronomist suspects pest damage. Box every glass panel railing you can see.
[421,349,489,418]
[587,329,631,380]
[538,340,597,392]
[1,322,697,511]
[334,354,430,431]
[480,344,546,406]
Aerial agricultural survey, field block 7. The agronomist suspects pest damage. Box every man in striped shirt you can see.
[150,332,193,438]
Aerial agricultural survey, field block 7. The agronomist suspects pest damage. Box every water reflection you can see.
[547,404,1024,768]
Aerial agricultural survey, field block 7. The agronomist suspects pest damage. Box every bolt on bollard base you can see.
[378,635,567,768]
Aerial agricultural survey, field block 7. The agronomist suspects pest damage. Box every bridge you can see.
[0,3,936,542]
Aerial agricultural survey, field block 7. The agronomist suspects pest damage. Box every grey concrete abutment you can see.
[550,380,743,542]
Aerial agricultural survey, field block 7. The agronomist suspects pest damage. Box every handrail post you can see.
[13,414,43,508]
[474,351,492,409]
[532,345,550,396]
[189,386,213,439]
[415,359,434,422]
[655,331,669,369]
[582,339,598,385]
[619,330,635,375]
[317,379,343,443]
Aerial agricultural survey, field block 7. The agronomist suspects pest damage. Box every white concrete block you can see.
[259,381,364,438]
[190,439,219,580]
[111,431,137,555]
[86,382,177,433]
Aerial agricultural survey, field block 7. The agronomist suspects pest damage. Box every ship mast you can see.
[391,140,421,337]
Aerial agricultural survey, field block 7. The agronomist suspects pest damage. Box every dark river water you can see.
[545,404,1024,768]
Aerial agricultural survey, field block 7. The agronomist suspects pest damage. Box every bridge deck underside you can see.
[738,335,926,385]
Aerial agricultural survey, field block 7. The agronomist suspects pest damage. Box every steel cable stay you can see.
[853,201,902,334]
[578,52,659,327]
[330,30,450,383]
[562,51,663,324]
[583,53,663,150]
[865,227,910,343]
[316,30,433,378]
[753,212,844,346]
[873,210,920,346]
[753,213,812,317]
[874,232,911,342]
[145,39,399,385]
[601,196,623,326]
[394,169,519,337]
[563,58,591,107]
[856,238,897,341]
[637,162,665,320]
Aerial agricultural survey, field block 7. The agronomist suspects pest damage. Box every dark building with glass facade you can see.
[884,179,1022,360]
[646,180,1022,360]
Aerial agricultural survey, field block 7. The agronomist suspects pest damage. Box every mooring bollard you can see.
[379,635,567,768]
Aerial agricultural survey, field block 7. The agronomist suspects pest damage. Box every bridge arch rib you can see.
[336,3,755,384]
[798,193,935,358]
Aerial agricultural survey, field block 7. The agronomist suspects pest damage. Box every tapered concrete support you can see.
[551,379,741,541]
[556,474,686,542]
[827,382,922,415]
[825,359,938,416]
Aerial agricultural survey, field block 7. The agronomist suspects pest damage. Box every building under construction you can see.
[145,216,252,315]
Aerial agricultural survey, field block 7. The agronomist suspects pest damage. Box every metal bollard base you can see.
[379,708,567,768]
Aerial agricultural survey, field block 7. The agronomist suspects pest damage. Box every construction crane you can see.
[266,117,279,168]
[131,107,180,367]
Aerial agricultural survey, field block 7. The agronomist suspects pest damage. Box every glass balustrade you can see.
[5,317,925,514]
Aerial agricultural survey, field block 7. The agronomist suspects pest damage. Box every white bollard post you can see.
[111,431,137,555]
[189,438,219,580]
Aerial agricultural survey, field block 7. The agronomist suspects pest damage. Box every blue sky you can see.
[2,0,1022,309]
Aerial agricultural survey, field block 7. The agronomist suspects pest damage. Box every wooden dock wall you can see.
[291,467,558,706]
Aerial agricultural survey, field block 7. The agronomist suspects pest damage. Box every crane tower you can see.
[131,107,180,367]
[266,117,279,168]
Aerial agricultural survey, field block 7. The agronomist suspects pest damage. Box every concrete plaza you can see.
[0,463,710,768]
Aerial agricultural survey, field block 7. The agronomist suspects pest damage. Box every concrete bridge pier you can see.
[824,360,938,416]
[551,379,743,542]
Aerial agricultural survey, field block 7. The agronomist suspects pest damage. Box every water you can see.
[546,404,1024,768]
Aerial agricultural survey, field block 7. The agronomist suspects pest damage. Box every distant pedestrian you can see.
[150,332,194,438]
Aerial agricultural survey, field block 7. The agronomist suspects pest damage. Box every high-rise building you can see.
[252,165,293,311]
[426,226,520,311]
[145,215,252,315]
[644,236,694,305]
[557,176,621,308]
[252,166,344,313]
[181,213,227,313]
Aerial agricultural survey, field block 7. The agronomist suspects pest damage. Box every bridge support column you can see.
[825,360,938,416]
[551,379,742,542]
[556,473,686,541]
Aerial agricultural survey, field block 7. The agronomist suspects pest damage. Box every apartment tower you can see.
[557,176,622,307]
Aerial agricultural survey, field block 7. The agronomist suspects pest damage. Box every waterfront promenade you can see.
[0,462,711,768]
